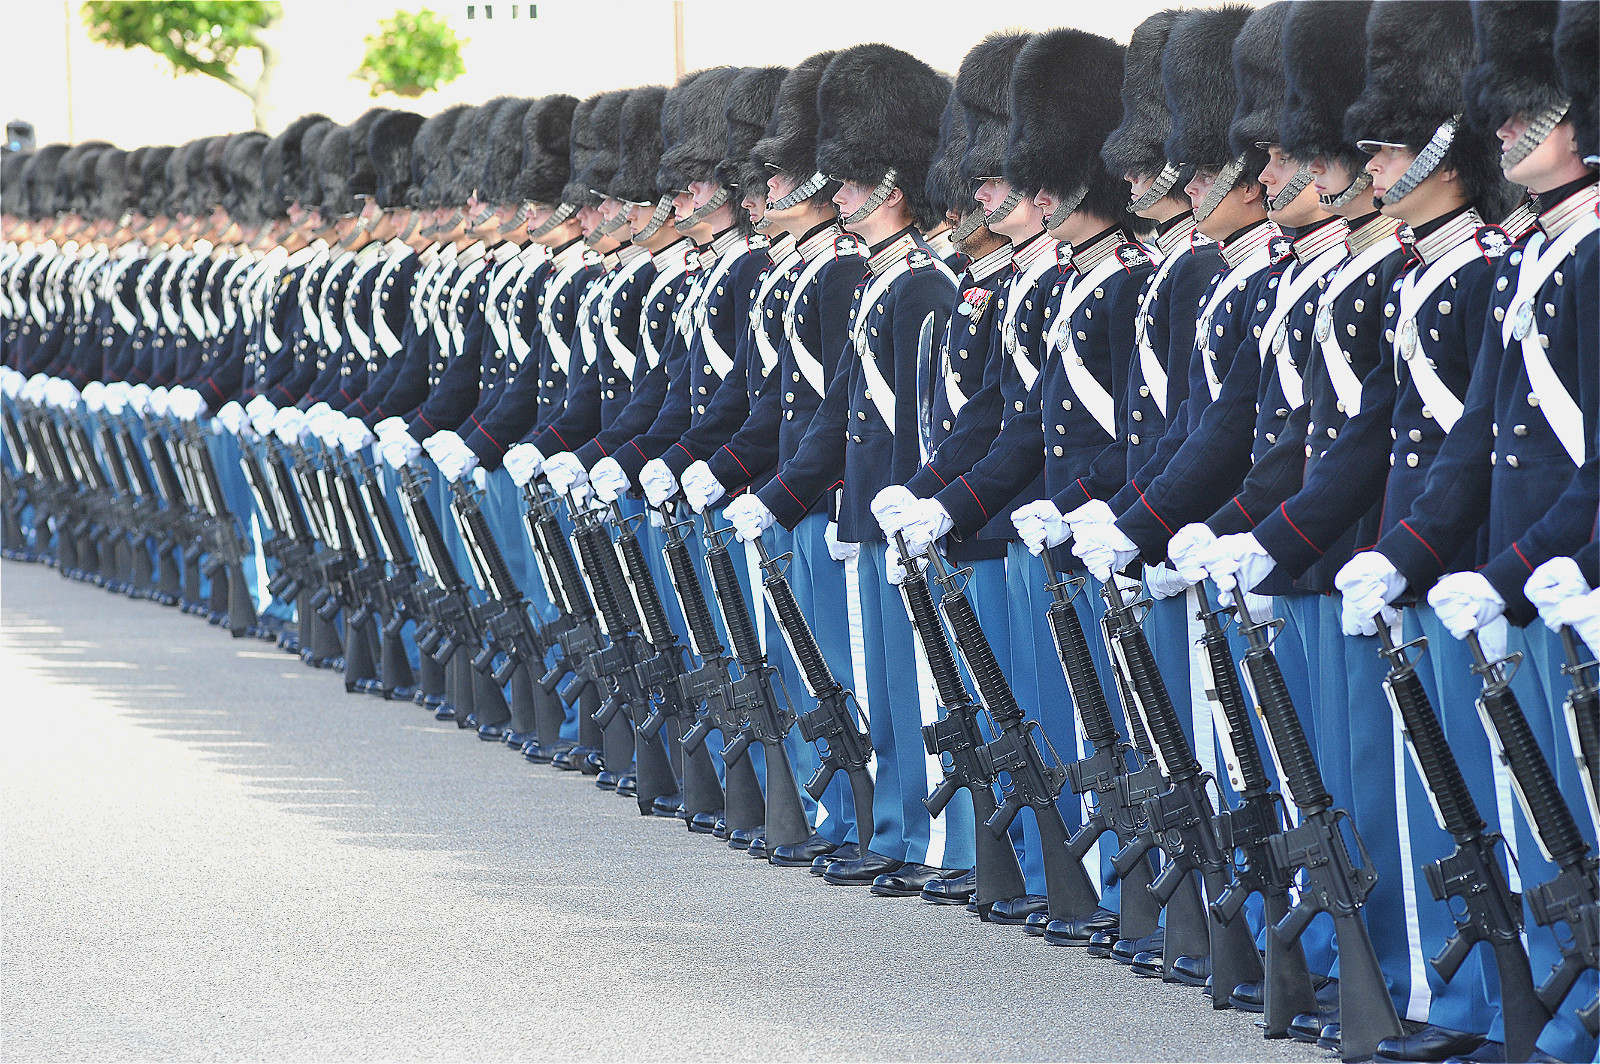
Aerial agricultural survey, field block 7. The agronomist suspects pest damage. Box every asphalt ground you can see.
[1,557,1334,1062]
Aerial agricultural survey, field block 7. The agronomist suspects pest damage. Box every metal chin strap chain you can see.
[396,209,420,242]
[983,187,1023,226]
[1320,171,1372,209]
[420,208,464,238]
[1045,184,1089,230]
[336,213,374,250]
[1501,102,1571,172]
[767,170,827,212]
[1129,162,1182,213]
[675,185,730,230]
[464,203,498,230]
[526,202,575,239]
[1268,163,1315,212]
[497,203,530,236]
[584,209,632,246]
[1377,116,1458,206]
[632,195,675,242]
[949,206,986,242]
[1193,154,1247,224]
[752,214,772,232]
[842,169,899,226]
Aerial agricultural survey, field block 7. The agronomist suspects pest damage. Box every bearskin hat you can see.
[1163,6,1254,168]
[4,149,34,219]
[560,94,601,207]
[411,105,467,209]
[815,44,951,230]
[137,145,173,219]
[1007,27,1128,223]
[1229,3,1293,156]
[317,125,354,217]
[564,90,627,208]
[513,94,577,206]
[483,98,533,205]
[344,108,390,202]
[296,121,333,211]
[1555,0,1598,161]
[754,51,835,184]
[272,113,330,211]
[610,87,668,204]
[926,92,970,219]
[1103,10,1185,181]
[718,66,787,194]
[24,144,70,219]
[957,31,1032,184]
[369,110,424,210]
[1465,2,1567,135]
[222,132,269,227]
[1281,1,1373,166]
[92,147,130,222]
[659,67,741,190]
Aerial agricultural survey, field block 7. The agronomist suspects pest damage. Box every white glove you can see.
[303,401,332,423]
[1428,571,1507,640]
[898,498,954,557]
[681,460,725,512]
[1334,551,1407,636]
[435,441,478,483]
[1167,523,1222,584]
[825,520,858,561]
[339,417,375,455]
[1545,588,1600,652]
[215,400,247,435]
[269,406,304,443]
[82,380,106,412]
[104,380,130,404]
[380,433,421,469]
[1063,499,1117,535]
[1144,562,1193,600]
[0,368,20,398]
[313,411,345,449]
[885,543,924,585]
[374,415,409,440]
[543,451,588,498]
[102,387,128,417]
[640,458,679,507]
[589,456,630,504]
[148,385,170,417]
[128,382,152,414]
[1526,557,1591,630]
[725,493,775,543]
[870,485,919,537]
[472,466,488,490]
[1011,499,1069,556]
[1209,532,1276,604]
[171,388,204,421]
[502,443,545,488]
[52,378,82,410]
[23,373,50,404]
[1071,521,1139,581]
[422,429,463,461]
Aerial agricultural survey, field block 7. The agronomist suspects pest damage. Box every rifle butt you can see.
[1036,806,1102,921]
[1204,867,1264,1006]
[761,739,813,849]
[1492,937,1552,1064]
[680,735,725,818]
[972,784,1027,906]
[723,750,766,832]
[1327,911,1404,1060]
[633,725,679,814]
[1261,888,1318,1037]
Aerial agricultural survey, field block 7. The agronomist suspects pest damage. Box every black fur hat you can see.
[57,142,110,215]
[204,135,232,213]
[1163,5,1254,168]
[483,97,533,205]
[2,149,30,218]
[92,147,129,221]
[345,108,390,202]
[1556,0,1598,161]
[271,113,330,211]
[561,94,601,206]
[1465,2,1567,134]
[137,145,173,219]
[1103,10,1184,180]
[610,86,668,204]
[296,120,333,210]
[444,101,500,205]
[317,125,354,217]
[1007,27,1128,220]
[565,90,628,208]
[164,139,197,216]
[1281,1,1372,165]
[815,43,951,230]
[514,93,577,206]
[222,132,268,227]
[23,144,70,218]
[369,110,424,210]
[186,135,222,215]
[753,51,835,180]
[659,67,741,190]
[926,91,970,218]
[412,105,468,209]
[957,31,1032,184]
[1229,2,1293,156]
[1345,1,1511,217]
[718,66,787,193]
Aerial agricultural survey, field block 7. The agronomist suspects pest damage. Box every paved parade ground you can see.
[1,558,1328,1063]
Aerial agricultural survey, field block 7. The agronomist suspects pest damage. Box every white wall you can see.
[3,0,1187,148]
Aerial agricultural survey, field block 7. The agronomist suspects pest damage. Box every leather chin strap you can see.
[983,187,1023,226]
[1268,163,1315,212]
[1129,162,1182,213]
[584,209,631,247]
[1501,102,1571,172]
[1320,172,1373,209]
[526,202,575,239]
[674,185,730,231]
[842,169,899,226]
[1045,185,1089,230]
[767,170,827,212]
[1193,154,1247,224]
[632,195,675,242]
[497,204,530,235]
[949,206,986,242]
[1376,116,1458,206]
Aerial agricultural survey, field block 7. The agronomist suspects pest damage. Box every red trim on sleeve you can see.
[1397,519,1443,568]
[548,427,569,450]
[927,465,948,487]
[1277,503,1323,555]
[1512,542,1535,573]
[1231,497,1255,528]
[1135,486,1174,537]
[774,474,807,510]
[719,445,751,479]
[957,476,990,521]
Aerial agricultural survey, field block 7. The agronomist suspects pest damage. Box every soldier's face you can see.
[1497,114,1583,193]
[671,189,696,223]
[740,188,766,230]
[1183,168,1217,210]
[1362,145,1414,204]
[1261,147,1323,227]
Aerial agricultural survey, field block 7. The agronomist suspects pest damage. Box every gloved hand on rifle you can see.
[49,378,82,411]
[1143,562,1191,600]
[214,400,248,436]
[542,451,588,499]
[1071,519,1138,582]
[681,461,725,512]
[1334,550,1406,636]
[310,407,345,446]
[870,484,919,537]
[1526,557,1591,632]
[271,406,307,444]
[1063,498,1116,536]
[168,387,204,421]
[1428,571,1507,640]
[373,415,409,441]
[640,458,679,507]
[898,498,953,557]
[0,367,21,398]
[1536,584,1600,651]
[1167,523,1222,584]
[1011,499,1068,556]
[502,443,544,488]
[82,381,106,413]
[246,395,277,434]
[128,382,152,415]
[588,456,630,504]
[825,520,858,561]
[425,430,478,483]
[102,386,128,417]
[1208,532,1275,605]
[724,493,774,543]
[380,431,421,470]
[338,417,375,455]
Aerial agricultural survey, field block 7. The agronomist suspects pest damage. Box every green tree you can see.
[355,9,466,99]
[81,1,283,131]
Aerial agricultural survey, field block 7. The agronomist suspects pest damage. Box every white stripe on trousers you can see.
[843,552,877,782]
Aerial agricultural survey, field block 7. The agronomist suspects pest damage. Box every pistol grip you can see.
[924,774,960,818]
[985,793,1022,838]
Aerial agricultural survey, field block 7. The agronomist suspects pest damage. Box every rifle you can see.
[751,535,879,867]
[346,451,421,699]
[1223,592,1399,1061]
[1194,588,1317,1037]
[920,542,1101,922]
[1371,622,1548,1062]
[704,524,811,850]
[564,496,641,779]
[1,403,37,560]
[1558,628,1598,829]
[1045,567,1163,943]
[890,533,1024,906]
[1102,576,1263,1010]
[276,434,354,667]
[1467,630,1599,1038]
